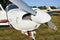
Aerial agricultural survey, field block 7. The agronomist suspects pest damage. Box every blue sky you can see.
[23,0,60,7]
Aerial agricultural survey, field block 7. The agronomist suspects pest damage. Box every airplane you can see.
[46,6,60,15]
[45,6,60,16]
[0,0,57,40]
[7,0,57,40]
[47,6,60,13]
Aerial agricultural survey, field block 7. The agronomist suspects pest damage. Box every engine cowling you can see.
[31,10,51,24]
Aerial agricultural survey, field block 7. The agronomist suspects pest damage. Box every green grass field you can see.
[0,14,60,40]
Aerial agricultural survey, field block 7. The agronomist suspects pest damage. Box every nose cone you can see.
[31,10,51,24]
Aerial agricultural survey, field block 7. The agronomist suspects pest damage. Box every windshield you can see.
[6,4,18,11]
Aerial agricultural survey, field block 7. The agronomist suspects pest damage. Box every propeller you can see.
[9,0,36,16]
[45,21,57,30]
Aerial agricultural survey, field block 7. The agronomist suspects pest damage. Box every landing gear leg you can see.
[31,32,35,40]
[23,31,36,40]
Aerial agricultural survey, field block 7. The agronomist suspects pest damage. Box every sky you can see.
[23,0,60,7]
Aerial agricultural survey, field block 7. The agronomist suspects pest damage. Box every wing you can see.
[9,0,36,15]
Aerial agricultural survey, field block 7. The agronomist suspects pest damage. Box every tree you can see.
[32,6,37,8]
[50,6,56,9]
[38,6,46,9]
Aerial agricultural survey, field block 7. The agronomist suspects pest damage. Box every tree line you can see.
[32,6,56,10]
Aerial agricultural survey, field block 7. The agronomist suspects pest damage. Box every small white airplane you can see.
[0,0,57,40]
[46,6,60,15]
[47,6,60,12]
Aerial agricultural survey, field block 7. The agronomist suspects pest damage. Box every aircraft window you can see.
[22,13,32,20]
[6,4,18,11]
[0,7,2,10]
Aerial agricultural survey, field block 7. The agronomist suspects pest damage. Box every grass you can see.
[0,13,60,40]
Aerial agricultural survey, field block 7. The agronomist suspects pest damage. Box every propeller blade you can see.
[45,21,57,30]
[9,0,36,15]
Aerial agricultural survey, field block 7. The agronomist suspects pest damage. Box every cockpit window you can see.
[6,4,18,11]
[22,13,32,20]
[0,7,2,10]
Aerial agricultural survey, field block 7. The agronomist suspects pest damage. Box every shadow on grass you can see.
[0,25,9,28]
